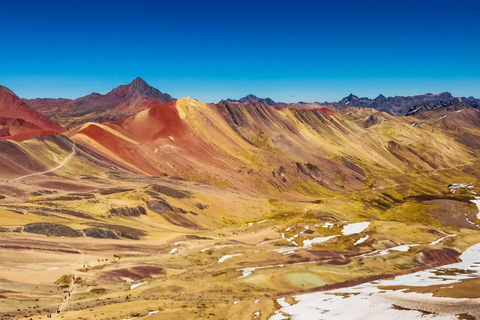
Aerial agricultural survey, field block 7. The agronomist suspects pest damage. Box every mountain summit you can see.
[120,77,174,103]
[223,94,287,107]
[26,78,175,129]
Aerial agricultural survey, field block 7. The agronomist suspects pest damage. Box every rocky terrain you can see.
[327,92,480,116]
[224,91,480,117]
[223,94,287,107]
[1,81,480,319]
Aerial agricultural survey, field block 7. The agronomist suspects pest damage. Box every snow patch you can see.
[342,222,370,235]
[281,232,300,246]
[270,241,480,320]
[465,213,480,228]
[471,197,480,219]
[362,244,418,257]
[218,254,242,263]
[237,264,284,278]
[449,182,475,194]
[256,239,280,246]
[376,244,418,256]
[130,282,147,290]
[429,234,456,245]
[303,235,338,248]
[277,297,291,307]
[354,235,369,245]
[273,247,300,254]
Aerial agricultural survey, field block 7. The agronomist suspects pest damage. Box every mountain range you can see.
[223,94,288,107]
[0,77,479,188]
[226,92,480,116]
[2,77,480,319]
[0,77,476,144]
[8,77,476,132]
[329,92,480,115]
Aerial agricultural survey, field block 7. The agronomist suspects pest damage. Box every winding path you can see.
[56,243,87,314]
[10,143,76,182]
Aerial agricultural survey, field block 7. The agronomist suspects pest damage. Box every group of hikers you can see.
[32,309,59,319]
[38,256,117,318]
[45,309,60,317]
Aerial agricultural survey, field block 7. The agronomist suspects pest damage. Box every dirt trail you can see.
[55,242,86,315]
[10,143,76,182]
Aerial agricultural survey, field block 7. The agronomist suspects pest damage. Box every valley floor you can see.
[1,162,480,320]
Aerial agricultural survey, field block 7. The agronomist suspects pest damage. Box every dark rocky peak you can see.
[437,92,454,99]
[126,77,175,102]
[263,97,278,106]
[343,94,359,102]
[224,94,286,106]
[243,94,259,100]
[337,94,372,108]
[129,77,150,92]
[130,76,148,86]
[462,96,480,109]
[374,94,387,105]
[239,94,265,104]
[106,77,175,103]
[333,91,461,115]
[347,93,358,100]
[405,97,469,116]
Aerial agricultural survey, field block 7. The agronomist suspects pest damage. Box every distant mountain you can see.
[337,94,374,109]
[24,98,73,112]
[128,77,174,102]
[328,92,461,115]
[282,102,337,114]
[23,82,480,123]
[324,92,480,116]
[222,94,287,107]
[463,96,480,109]
[0,86,65,141]
[220,95,338,115]
[404,97,465,116]
[25,77,175,129]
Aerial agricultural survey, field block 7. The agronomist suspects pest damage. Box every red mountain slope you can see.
[0,86,65,141]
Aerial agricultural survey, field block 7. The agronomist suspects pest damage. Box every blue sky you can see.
[1,0,479,102]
